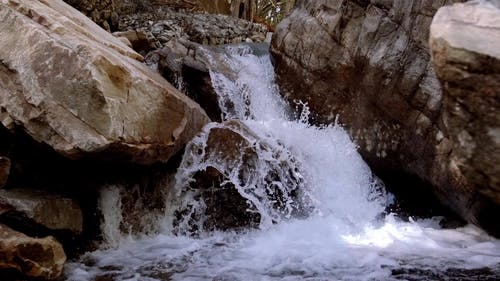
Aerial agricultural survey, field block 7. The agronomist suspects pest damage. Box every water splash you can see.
[67,44,500,281]
[98,185,124,249]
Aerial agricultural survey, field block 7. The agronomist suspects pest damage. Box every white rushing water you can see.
[67,44,500,281]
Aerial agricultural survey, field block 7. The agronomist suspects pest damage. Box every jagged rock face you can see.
[0,224,66,280]
[430,1,500,236]
[0,0,209,165]
[0,157,9,188]
[269,1,500,229]
[0,189,83,234]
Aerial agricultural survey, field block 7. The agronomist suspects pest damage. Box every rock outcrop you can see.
[0,156,9,188]
[270,0,500,235]
[0,0,209,165]
[172,121,311,234]
[0,224,66,280]
[156,41,273,123]
[0,189,83,234]
[430,1,500,235]
[157,40,223,122]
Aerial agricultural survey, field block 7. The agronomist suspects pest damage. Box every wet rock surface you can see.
[268,0,500,235]
[172,120,311,234]
[0,224,66,280]
[156,39,225,122]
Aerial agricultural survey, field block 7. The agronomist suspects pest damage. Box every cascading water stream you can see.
[67,44,500,281]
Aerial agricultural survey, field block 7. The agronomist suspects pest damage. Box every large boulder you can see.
[172,121,311,234]
[0,224,66,280]
[0,0,209,165]
[430,1,500,235]
[0,156,9,188]
[269,0,500,232]
[0,189,83,234]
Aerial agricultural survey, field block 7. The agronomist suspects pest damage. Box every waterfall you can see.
[67,44,500,281]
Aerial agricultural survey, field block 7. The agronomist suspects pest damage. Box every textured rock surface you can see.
[430,1,500,234]
[63,0,116,30]
[156,41,273,123]
[157,40,224,122]
[172,121,310,234]
[0,0,209,165]
[0,224,66,280]
[64,0,252,30]
[0,157,9,188]
[118,8,268,48]
[268,0,500,231]
[0,189,83,234]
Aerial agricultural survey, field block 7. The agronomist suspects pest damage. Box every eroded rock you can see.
[0,0,209,165]
[0,224,66,280]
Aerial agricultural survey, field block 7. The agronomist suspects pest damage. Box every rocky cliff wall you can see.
[271,0,499,236]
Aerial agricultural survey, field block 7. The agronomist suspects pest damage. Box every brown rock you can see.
[0,0,209,165]
[0,224,66,280]
[0,189,83,234]
[0,156,9,188]
[172,120,311,234]
[430,1,500,235]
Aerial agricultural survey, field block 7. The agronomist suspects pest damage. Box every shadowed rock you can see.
[0,157,9,188]
[0,188,83,234]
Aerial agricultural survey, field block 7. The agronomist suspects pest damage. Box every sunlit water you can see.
[67,44,500,281]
